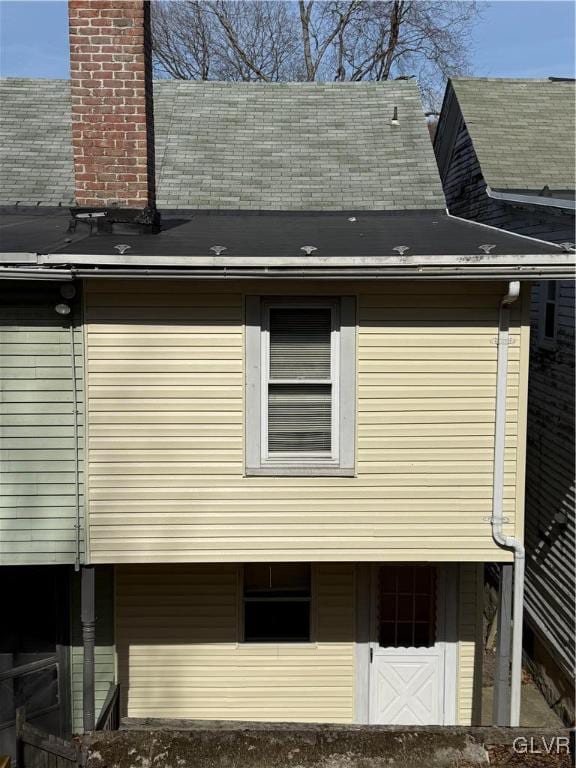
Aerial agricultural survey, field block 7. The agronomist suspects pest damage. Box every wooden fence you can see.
[15,708,80,768]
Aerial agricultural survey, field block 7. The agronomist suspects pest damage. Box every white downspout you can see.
[491,280,525,726]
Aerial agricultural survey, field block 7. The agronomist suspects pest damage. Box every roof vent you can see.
[391,106,399,126]
[479,244,496,254]
[348,217,357,222]
[560,242,575,252]
[114,244,131,255]
[210,245,227,255]
[393,245,409,255]
[301,246,317,255]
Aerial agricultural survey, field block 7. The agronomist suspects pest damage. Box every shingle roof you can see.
[0,79,75,206]
[0,78,445,211]
[450,77,576,194]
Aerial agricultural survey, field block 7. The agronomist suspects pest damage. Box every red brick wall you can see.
[68,0,156,209]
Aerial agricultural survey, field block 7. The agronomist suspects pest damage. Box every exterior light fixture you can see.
[559,242,575,252]
[114,244,131,254]
[300,246,317,255]
[479,244,496,254]
[393,245,409,255]
[391,106,399,125]
[55,303,71,316]
[210,246,227,255]
[60,284,76,300]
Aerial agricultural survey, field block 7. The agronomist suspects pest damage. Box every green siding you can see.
[0,281,84,565]
[70,566,115,733]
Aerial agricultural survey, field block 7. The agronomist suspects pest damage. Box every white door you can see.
[369,565,446,725]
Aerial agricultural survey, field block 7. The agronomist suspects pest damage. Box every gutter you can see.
[487,186,576,212]
[491,281,525,727]
[0,258,573,282]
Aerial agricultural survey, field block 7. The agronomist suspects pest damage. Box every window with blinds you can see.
[245,295,355,476]
[263,303,338,461]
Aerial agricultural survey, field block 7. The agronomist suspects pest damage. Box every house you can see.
[0,3,572,745]
[433,77,575,725]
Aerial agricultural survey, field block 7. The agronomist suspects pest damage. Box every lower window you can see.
[243,563,312,642]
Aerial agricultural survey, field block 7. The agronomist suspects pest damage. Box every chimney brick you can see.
[68,0,156,210]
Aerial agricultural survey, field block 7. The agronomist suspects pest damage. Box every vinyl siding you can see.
[116,563,356,722]
[84,279,527,563]
[0,281,84,565]
[70,566,115,733]
[457,563,483,726]
[524,280,575,683]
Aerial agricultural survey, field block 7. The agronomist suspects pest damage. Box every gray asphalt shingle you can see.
[0,78,445,210]
[450,77,576,194]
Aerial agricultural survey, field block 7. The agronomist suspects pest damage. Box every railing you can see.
[95,683,121,732]
[15,707,81,768]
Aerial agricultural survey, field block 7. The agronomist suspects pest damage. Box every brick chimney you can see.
[68,0,157,223]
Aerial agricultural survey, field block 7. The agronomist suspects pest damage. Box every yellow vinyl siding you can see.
[85,279,525,563]
[116,563,355,722]
[457,563,483,725]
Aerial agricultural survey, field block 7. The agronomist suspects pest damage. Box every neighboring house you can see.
[434,77,576,725]
[0,4,571,747]
[0,279,115,758]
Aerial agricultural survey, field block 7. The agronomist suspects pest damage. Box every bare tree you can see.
[152,1,479,105]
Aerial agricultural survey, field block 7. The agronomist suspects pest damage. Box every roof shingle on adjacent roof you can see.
[448,77,576,195]
[0,78,445,211]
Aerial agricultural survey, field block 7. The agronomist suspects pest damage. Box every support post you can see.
[493,562,513,725]
[81,566,96,732]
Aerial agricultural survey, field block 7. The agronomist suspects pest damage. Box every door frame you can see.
[356,563,458,725]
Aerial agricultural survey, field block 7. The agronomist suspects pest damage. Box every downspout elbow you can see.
[501,280,520,307]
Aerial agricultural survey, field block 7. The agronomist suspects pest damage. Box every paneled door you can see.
[369,565,446,725]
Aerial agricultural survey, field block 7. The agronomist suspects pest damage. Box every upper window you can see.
[245,297,356,476]
[538,281,558,345]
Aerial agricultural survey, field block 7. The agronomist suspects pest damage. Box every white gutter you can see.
[487,186,576,212]
[491,280,525,727]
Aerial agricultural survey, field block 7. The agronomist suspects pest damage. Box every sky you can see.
[0,0,574,81]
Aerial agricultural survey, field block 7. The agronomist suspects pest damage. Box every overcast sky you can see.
[1,0,574,81]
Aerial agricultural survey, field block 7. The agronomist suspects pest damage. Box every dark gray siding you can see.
[525,280,575,682]
[436,107,574,244]
[0,281,84,565]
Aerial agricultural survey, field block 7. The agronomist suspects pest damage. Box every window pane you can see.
[244,564,310,595]
[378,566,436,648]
[269,307,331,380]
[243,564,311,642]
[544,303,556,338]
[547,282,556,300]
[244,600,310,642]
[268,383,331,453]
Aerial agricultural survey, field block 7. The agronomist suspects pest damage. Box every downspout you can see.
[490,280,525,726]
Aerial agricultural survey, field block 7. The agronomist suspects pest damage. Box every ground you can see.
[482,648,564,728]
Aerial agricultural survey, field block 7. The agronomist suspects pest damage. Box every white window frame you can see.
[538,280,559,348]
[245,295,356,477]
